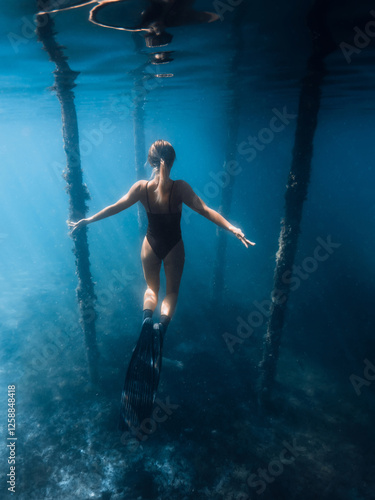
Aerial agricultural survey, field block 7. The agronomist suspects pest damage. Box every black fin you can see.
[119,319,163,432]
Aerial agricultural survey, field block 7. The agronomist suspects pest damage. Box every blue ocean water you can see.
[0,1,375,499]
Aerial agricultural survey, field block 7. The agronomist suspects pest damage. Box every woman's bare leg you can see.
[141,237,162,312]
[161,239,185,318]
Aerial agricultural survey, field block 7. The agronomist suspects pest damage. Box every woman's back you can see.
[143,179,182,261]
[142,179,182,214]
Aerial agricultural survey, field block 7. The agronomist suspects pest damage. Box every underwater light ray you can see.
[36,9,100,384]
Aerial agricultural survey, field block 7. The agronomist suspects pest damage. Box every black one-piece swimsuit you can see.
[145,180,182,260]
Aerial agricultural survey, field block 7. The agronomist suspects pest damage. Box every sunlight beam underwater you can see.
[36,7,100,384]
[211,1,245,306]
[34,0,224,429]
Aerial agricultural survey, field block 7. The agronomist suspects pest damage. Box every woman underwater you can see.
[68,139,255,428]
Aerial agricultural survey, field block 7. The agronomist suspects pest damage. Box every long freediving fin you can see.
[119,319,163,432]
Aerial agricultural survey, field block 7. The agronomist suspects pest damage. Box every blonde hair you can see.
[148,140,176,204]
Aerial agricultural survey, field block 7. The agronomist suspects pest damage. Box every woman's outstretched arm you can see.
[179,180,255,248]
[67,180,144,233]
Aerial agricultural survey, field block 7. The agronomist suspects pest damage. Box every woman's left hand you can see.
[231,227,256,248]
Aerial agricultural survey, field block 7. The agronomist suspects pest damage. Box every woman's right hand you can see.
[67,219,89,234]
